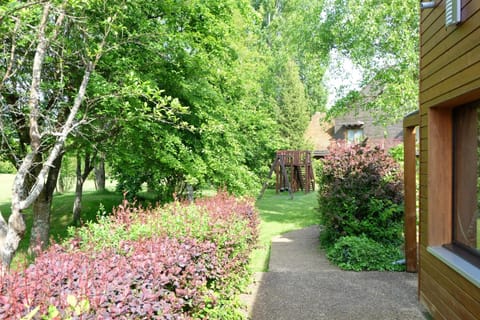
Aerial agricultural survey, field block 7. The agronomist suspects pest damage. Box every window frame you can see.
[447,103,480,267]
[346,127,364,144]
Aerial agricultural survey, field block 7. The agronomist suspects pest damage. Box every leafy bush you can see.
[326,235,404,271]
[317,143,404,271]
[0,192,258,319]
[388,143,404,164]
[0,160,15,174]
[318,143,404,246]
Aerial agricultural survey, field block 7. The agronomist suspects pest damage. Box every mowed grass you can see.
[252,189,319,272]
[0,174,123,269]
[0,173,15,203]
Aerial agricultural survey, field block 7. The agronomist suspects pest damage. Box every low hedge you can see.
[0,192,258,319]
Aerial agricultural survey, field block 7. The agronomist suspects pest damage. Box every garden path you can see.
[242,225,429,320]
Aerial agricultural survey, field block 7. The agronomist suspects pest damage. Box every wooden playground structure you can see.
[259,150,315,199]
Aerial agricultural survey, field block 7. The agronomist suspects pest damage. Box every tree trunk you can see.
[72,157,83,225]
[94,155,106,191]
[0,209,25,274]
[73,152,95,225]
[0,1,107,271]
[30,189,52,253]
[1,3,52,273]
[29,153,63,253]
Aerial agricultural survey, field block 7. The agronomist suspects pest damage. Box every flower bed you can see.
[0,192,258,319]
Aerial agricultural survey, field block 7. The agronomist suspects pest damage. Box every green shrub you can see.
[3,193,258,319]
[327,235,405,271]
[388,143,404,164]
[67,192,258,319]
[317,143,405,270]
[0,160,15,173]
[318,143,404,247]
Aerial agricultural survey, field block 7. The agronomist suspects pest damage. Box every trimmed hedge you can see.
[0,192,258,319]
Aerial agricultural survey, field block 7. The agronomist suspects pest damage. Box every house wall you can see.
[419,1,480,319]
[333,109,403,148]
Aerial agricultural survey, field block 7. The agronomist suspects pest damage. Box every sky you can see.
[323,49,363,108]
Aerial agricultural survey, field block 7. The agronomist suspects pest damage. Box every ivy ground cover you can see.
[0,192,258,319]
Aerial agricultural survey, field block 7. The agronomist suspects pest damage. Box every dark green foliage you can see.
[327,235,405,271]
[317,143,404,270]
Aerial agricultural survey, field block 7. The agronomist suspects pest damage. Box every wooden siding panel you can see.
[420,271,466,320]
[422,60,480,105]
[420,250,480,318]
[420,3,480,109]
[422,36,480,92]
[420,0,443,25]
[421,8,448,59]
[421,2,480,82]
[424,80,480,109]
[463,0,477,21]
[422,251,480,312]
[421,1,480,65]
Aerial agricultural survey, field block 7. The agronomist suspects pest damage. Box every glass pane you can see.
[354,129,363,143]
[453,105,479,253]
[477,110,480,250]
[347,129,363,143]
[347,130,354,142]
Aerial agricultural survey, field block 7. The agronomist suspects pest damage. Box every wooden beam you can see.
[258,156,279,200]
[428,107,453,246]
[404,125,418,272]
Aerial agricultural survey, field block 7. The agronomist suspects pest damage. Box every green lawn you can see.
[251,189,319,272]
[0,173,15,203]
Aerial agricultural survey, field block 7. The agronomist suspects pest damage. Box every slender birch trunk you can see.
[0,1,109,272]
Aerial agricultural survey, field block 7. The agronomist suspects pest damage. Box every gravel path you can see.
[242,225,429,320]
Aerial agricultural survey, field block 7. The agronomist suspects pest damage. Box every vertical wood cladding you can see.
[419,0,480,318]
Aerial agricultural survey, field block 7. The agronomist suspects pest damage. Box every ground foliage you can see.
[0,192,258,319]
[326,235,404,272]
[317,143,404,271]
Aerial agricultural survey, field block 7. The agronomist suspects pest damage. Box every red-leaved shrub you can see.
[317,142,404,246]
[0,192,258,319]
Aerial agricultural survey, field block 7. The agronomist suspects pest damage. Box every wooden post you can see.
[258,156,279,200]
[404,112,419,272]
[259,150,315,199]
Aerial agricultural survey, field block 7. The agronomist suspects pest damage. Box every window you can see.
[452,103,480,259]
[346,128,364,144]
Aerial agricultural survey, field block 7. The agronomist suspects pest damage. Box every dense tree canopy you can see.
[321,0,419,123]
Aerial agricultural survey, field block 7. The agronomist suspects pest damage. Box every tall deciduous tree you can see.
[321,0,419,123]
[274,58,310,148]
[103,0,283,198]
[0,0,119,270]
[254,0,330,146]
